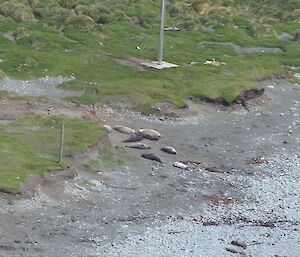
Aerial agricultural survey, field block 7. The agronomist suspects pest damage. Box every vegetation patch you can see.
[0,0,299,112]
[0,115,106,193]
[0,0,35,22]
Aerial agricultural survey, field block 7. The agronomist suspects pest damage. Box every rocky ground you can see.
[0,80,299,257]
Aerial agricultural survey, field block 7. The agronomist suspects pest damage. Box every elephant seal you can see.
[123,134,144,143]
[142,153,163,163]
[126,143,151,149]
[113,125,135,134]
[161,146,177,155]
[103,124,112,133]
[173,162,188,170]
[138,128,161,140]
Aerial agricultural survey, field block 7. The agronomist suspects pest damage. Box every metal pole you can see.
[158,0,166,65]
[59,121,64,164]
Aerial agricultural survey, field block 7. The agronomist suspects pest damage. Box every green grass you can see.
[0,115,106,192]
[0,0,299,112]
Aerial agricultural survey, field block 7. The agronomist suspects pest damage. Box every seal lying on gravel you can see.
[173,162,188,170]
[138,128,161,140]
[113,125,135,134]
[103,124,112,133]
[123,134,144,142]
[161,146,177,155]
[126,143,151,149]
[142,153,163,163]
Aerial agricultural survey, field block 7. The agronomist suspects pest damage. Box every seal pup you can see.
[113,125,135,134]
[138,128,161,140]
[123,134,144,143]
[142,153,163,163]
[173,162,188,170]
[126,143,151,149]
[161,146,177,155]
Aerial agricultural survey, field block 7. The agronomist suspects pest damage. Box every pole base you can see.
[141,61,178,70]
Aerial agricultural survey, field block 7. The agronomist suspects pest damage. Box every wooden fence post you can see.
[59,121,64,164]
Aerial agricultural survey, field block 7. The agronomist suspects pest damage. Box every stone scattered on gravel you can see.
[113,125,136,134]
[161,146,177,155]
[205,166,225,173]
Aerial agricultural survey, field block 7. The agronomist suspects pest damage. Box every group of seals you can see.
[109,124,189,169]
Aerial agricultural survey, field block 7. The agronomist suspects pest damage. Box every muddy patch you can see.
[116,57,145,71]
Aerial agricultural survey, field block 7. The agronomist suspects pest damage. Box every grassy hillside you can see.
[0,0,299,111]
[0,116,106,193]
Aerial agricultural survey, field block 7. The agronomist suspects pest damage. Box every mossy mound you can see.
[0,0,34,22]
[65,14,96,30]
[12,27,32,41]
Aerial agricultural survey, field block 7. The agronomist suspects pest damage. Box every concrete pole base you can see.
[141,61,178,70]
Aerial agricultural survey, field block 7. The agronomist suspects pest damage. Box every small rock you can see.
[205,166,224,173]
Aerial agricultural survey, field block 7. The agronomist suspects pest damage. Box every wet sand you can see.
[0,80,299,256]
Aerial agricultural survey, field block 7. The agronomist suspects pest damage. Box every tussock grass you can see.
[0,0,34,22]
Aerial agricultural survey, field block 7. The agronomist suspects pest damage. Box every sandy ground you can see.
[0,80,299,257]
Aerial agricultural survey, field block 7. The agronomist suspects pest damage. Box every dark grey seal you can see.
[123,134,144,142]
[142,153,163,163]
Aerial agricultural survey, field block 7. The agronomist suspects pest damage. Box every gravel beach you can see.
[0,80,299,257]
